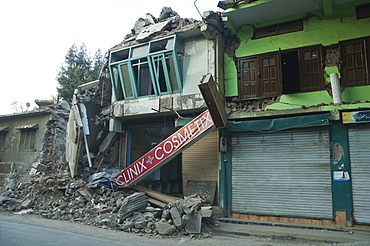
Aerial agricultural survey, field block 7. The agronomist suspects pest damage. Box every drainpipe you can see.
[330,73,342,104]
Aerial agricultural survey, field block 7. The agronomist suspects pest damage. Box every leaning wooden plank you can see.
[147,198,167,208]
[131,185,178,204]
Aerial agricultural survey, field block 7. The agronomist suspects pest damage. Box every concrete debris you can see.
[170,205,182,228]
[87,169,120,188]
[184,211,202,234]
[35,99,55,108]
[77,187,93,202]
[136,20,171,42]
[14,209,34,215]
[226,97,370,115]
[110,6,227,51]
[39,101,70,167]
[155,221,176,235]
[1,163,218,238]
[20,198,32,209]
[29,163,48,176]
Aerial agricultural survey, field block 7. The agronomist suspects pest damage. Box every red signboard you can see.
[113,110,215,187]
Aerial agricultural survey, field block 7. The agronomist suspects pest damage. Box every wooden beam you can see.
[147,198,168,208]
[131,185,178,204]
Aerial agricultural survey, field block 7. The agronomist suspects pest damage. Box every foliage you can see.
[11,101,31,113]
[56,43,105,102]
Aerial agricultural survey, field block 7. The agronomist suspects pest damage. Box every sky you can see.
[0,0,222,115]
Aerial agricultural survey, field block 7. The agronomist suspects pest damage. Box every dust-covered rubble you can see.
[0,164,219,238]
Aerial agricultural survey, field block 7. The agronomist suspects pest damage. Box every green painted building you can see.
[218,0,370,226]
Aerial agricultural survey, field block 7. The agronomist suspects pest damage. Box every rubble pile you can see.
[226,96,370,114]
[38,101,71,167]
[120,7,199,45]
[0,165,218,237]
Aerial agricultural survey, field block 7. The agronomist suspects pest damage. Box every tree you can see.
[11,101,31,113]
[56,43,105,102]
[11,101,20,113]
[25,102,31,111]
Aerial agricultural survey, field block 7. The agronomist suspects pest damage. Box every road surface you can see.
[0,213,367,246]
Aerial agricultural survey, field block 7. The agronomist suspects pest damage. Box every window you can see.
[17,124,38,152]
[0,127,8,151]
[19,130,37,152]
[340,37,370,87]
[253,20,303,39]
[356,3,370,20]
[238,45,324,99]
[109,35,183,100]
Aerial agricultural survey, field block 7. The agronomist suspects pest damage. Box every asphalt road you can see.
[0,213,273,246]
[1,213,368,246]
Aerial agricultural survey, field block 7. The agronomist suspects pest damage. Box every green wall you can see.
[265,85,370,111]
[224,0,370,98]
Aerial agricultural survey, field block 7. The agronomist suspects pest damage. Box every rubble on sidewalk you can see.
[0,163,219,238]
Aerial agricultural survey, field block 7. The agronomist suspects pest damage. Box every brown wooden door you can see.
[238,57,259,99]
[299,45,324,92]
[260,53,281,97]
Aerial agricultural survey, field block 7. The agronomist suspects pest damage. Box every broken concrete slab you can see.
[184,211,202,234]
[180,194,205,214]
[98,132,118,154]
[200,206,213,218]
[78,187,93,202]
[170,205,182,228]
[29,163,48,175]
[136,20,171,42]
[155,221,176,235]
[20,199,32,209]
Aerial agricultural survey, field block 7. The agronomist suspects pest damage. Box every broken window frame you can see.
[109,35,183,101]
[237,45,324,99]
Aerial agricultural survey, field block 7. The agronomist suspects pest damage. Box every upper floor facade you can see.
[108,10,227,120]
[221,0,370,119]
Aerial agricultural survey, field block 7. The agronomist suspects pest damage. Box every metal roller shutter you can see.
[232,127,332,219]
[348,125,370,224]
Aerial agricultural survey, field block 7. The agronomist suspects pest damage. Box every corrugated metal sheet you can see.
[348,125,370,224]
[118,192,148,220]
[231,127,332,219]
[182,131,218,193]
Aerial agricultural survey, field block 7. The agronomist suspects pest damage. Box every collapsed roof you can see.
[109,7,226,52]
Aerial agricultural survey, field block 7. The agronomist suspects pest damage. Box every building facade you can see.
[219,0,370,226]
[67,9,229,203]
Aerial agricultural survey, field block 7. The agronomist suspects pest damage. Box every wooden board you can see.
[184,180,217,205]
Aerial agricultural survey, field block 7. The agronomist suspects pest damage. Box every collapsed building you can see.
[0,100,70,186]
[0,7,229,237]
[66,7,230,203]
